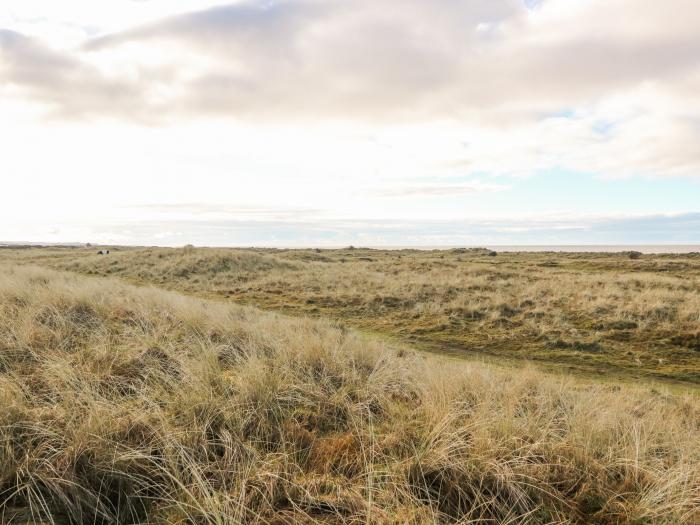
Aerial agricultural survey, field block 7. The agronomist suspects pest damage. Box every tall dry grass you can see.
[0,264,698,523]
[8,247,699,382]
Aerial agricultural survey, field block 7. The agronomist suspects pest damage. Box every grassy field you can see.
[5,246,699,385]
[0,264,698,524]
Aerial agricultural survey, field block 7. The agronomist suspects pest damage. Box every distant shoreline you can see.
[410,245,700,254]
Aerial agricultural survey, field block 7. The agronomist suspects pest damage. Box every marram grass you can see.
[7,246,699,384]
[0,265,698,524]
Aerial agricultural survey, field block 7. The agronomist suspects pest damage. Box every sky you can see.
[1,0,699,246]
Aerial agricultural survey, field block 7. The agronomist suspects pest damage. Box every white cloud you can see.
[371,181,510,198]
[1,0,699,245]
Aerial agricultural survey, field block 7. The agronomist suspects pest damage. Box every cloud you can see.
[2,0,696,122]
[126,203,321,220]
[1,0,700,180]
[0,29,164,121]
[67,212,700,247]
[371,181,510,197]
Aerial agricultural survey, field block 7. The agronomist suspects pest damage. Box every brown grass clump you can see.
[0,264,698,524]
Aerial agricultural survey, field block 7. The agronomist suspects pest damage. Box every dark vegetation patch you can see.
[671,333,700,352]
[548,339,606,353]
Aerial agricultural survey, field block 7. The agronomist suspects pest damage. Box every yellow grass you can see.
[6,246,699,384]
[0,264,698,523]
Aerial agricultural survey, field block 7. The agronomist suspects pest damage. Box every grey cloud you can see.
[3,1,530,120]
[82,0,526,120]
[2,0,700,182]
[4,1,700,123]
[83,0,700,121]
[0,29,167,121]
[88,1,320,50]
[84,212,700,247]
